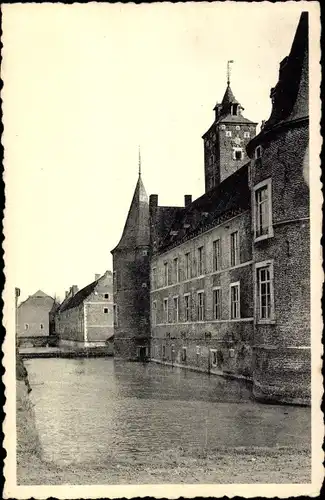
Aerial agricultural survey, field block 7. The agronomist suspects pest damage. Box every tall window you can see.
[185,252,191,280]
[213,288,222,320]
[152,267,157,289]
[197,246,204,276]
[230,283,240,319]
[184,294,190,322]
[230,231,239,267]
[173,296,179,323]
[256,262,274,321]
[213,238,221,271]
[254,179,273,240]
[152,301,157,326]
[197,291,205,321]
[113,304,119,326]
[164,262,169,286]
[163,298,169,323]
[173,257,179,283]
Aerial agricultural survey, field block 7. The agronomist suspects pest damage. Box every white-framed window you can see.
[236,125,241,130]
[255,145,263,159]
[151,267,157,289]
[230,231,239,267]
[210,349,218,367]
[163,262,169,286]
[253,178,273,241]
[113,304,119,327]
[255,261,274,322]
[103,307,109,314]
[197,246,205,276]
[184,293,190,322]
[197,291,205,321]
[152,300,157,326]
[213,287,222,320]
[173,296,179,323]
[230,282,240,319]
[142,249,148,256]
[244,131,250,139]
[226,130,232,137]
[233,147,243,161]
[185,252,191,280]
[196,345,201,355]
[163,298,169,323]
[220,124,226,130]
[182,347,187,362]
[173,257,179,283]
[213,238,221,271]
[229,348,235,358]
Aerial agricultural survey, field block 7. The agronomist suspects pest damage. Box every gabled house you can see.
[17,290,55,347]
[55,271,114,347]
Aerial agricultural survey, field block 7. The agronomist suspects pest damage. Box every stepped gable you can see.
[158,163,250,252]
[112,173,150,252]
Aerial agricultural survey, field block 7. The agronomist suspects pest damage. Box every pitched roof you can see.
[247,12,308,154]
[221,84,239,106]
[32,290,52,298]
[59,279,98,312]
[112,174,150,252]
[263,12,308,130]
[157,164,250,252]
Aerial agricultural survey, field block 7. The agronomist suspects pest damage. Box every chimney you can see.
[71,285,78,296]
[184,195,192,207]
[95,274,101,281]
[149,194,158,214]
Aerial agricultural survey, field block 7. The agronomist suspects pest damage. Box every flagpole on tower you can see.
[227,60,234,85]
[138,145,141,177]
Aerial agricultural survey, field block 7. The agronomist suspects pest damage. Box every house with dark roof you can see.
[17,290,55,347]
[111,13,310,405]
[55,271,114,347]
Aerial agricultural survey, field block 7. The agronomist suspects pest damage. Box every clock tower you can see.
[202,62,257,192]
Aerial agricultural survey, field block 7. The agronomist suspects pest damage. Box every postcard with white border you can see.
[2,1,323,498]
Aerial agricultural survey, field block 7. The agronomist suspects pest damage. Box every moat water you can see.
[25,358,310,467]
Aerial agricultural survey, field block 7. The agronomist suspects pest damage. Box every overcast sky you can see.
[3,2,315,302]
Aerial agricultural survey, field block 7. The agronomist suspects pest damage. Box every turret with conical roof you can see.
[111,153,151,361]
[203,63,258,191]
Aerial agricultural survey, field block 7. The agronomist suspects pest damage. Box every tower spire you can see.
[138,145,141,177]
[227,60,234,85]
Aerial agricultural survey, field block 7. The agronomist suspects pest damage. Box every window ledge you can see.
[257,319,276,325]
[254,233,274,243]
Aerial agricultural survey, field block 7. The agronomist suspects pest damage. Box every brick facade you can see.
[56,271,113,347]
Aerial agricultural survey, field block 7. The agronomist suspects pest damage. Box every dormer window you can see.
[220,124,226,130]
[244,131,250,139]
[232,104,239,116]
[255,145,263,159]
[226,131,232,138]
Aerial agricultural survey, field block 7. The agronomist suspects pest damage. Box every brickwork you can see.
[150,212,254,379]
[113,248,150,359]
[56,271,113,347]
[250,122,310,405]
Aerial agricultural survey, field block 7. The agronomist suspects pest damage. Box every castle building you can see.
[55,271,114,347]
[112,12,310,404]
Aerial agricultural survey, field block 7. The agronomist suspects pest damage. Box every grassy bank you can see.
[17,442,311,485]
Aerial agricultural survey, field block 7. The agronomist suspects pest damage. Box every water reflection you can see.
[25,358,310,467]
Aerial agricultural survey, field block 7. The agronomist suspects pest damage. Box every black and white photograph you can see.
[2,2,322,498]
